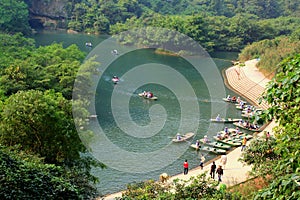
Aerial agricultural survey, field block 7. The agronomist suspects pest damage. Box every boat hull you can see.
[172,132,195,143]
[213,136,242,146]
[210,118,242,123]
[199,139,231,150]
[190,144,226,154]
[138,93,158,100]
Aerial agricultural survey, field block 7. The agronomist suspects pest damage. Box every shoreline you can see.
[102,59,274,200]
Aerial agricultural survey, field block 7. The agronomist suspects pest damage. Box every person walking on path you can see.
[199,155,205,170]
[216,165,224,182]
[183,159,189,175]
[266,131,270,141]
[241,137,247,151]
[210,161,216,179]
[220,155,227,169]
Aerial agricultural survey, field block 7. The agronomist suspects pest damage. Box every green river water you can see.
[33,30,245,195]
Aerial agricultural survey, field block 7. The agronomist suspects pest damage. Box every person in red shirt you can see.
[183,160,189,175]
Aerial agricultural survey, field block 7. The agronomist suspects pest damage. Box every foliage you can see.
[229,177,270,200]
[0,145,99,199]
[67,0,142,34]
[138,0,300,18]
[239,36,300,78]
[0,33,105,198]
[240,136,279,177]
[240,54,300,199]
[111,13,300,52]
[0,0,31,34]
[0,90,83,165]
[119,174,242,199]
[0,33,35,67]
[0,36,85,99]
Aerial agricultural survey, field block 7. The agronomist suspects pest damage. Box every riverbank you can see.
[102,59,275,200]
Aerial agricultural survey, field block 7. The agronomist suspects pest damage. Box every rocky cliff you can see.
[25,0,69,29]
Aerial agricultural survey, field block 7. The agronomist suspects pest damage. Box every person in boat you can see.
[203,135,209,143]
[111,49,118,55]
[250,123,259,130]
[146,92,153,98]
[238,119,243,126]
[231,96,236,102]
[226,95,231,101]
[235,127,242,135]
[224,131,229,139]
[195,140,200,149]
[142,91,147,96]
[224,127,229,134]
[216,132,222,140]
[237,96,241,103]
[216,114,221,121]
[112,76,119,83]
[85,42,92,47]
[176,133,181,141]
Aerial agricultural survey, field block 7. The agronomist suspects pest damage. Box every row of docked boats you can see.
[171,129,253,155]
[169,95,261,155]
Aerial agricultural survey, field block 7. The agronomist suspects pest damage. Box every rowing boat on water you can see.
[138,93,158,100]
[222,98,236,103]
[190,144,227,154]
[217,129,253,140]
[233,122,261,132]
[210,118,242,123]
[199,139,231,150]
[172,132,195,143]
[213,136,242,146]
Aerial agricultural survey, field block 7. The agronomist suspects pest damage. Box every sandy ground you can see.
[101,59,276,200]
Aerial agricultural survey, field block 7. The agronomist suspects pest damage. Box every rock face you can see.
[26,0,69,29]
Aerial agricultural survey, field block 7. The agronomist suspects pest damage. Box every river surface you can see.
[32,31,244,195]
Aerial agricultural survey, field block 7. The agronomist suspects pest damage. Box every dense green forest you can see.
[0,33,104,198]
[0,0,300,199]
[1,0,300,52]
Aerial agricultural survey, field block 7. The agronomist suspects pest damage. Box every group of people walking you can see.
[183,154,227,182]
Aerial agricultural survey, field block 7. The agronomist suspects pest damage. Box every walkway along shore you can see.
[102,59,275,200]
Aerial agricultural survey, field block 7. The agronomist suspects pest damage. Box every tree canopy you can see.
[0,33,103,198]
[240,54,300,199]
[0,0,31,34]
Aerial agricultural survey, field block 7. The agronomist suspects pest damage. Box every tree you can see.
[241,54,300,199]
[120,174,241,199]
[0,0,31,34]
[0,90,83,165]
[0,145,98,199]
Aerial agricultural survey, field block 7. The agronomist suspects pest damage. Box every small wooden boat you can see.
[217,129,253,140]
[89,114,98,118]
[222,98,236,103]
[112,76,119,84]
[210,118,242,123]
[213,136,242,146]
[190,144,226,154]
[85,42,92,47]
[172,132,194,143]
[111,49,119,55]
[241,113,254,118]
[199,139,231,150]
[233,122,261,132]
[236,105,247,110]
[138,93,158,100]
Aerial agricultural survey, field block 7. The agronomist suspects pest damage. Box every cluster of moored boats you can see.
[172,95,264,155]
